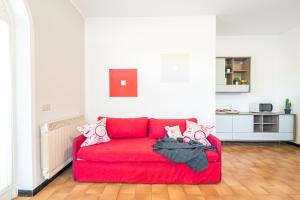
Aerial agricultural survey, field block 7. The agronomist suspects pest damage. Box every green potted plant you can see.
[284,98,292,114]
[225,64,232,74]
[233,76,241,85]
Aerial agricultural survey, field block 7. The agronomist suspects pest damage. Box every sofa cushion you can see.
[148,118,197,139]
[97,117,148,138]
[77,138,218,163]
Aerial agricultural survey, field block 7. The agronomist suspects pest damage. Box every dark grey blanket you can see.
[153,137,216,172]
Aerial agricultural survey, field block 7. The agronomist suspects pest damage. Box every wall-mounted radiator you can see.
[41,115,85,179]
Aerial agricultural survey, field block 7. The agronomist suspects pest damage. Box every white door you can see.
[0,18,13,200]
[216,58,226,85]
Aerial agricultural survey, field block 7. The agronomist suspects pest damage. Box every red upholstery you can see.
[73,117,222,184]
[77,138,219,163]
[148,118,198,139]
[207,134,222,162]
[72,135,85,179]
[75,160,221,184]
[97,117,148,138]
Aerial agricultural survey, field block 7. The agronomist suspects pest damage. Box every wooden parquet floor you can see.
[15,143,300,200]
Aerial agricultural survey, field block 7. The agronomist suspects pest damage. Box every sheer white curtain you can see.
[0,9,13,198]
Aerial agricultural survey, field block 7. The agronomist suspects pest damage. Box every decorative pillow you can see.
[77,118,110,147]
[182,120,215,146]
[186,120,215,137]
[165,125,183,139]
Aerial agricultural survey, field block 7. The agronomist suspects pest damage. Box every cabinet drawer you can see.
[263,132,294,141]
[216,115,232,133]
[233,132,264,141]
[233,115,253,132]
[216,132,233,141]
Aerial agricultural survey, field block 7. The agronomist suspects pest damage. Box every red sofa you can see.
[72,117,222,184]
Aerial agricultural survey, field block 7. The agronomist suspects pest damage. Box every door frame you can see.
[0,0,17,199]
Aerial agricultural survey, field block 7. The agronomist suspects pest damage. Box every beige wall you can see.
[27,0,84,187]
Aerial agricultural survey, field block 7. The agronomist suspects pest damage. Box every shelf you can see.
[253,114,279,133]
[254,115,263,124]
[263,115,279,124]
[263,124,279,132]
[233,70,249,73]
[254,124,263,132]
[216,84,249,93]
[216,57,251,93]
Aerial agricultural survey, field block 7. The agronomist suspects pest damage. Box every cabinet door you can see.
[216,58,226,85]
[216,115,232,133]
[279,115,294,133]
[233,115,253,132]
[216,132,233,141]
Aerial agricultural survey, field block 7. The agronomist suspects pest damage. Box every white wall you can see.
[216,35,283,111]
[10,0,35,192]
[85,16,216,125]
[26,0,85,189]
[279,26,300,144]
[216,33,300,144]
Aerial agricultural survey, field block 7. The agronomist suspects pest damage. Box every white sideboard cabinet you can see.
[216,113,295,141]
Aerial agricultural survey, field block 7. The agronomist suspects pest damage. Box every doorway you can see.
[0,17,13,200]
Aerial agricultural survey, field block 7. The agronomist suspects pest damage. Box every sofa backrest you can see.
[97,116,198,139]
[98,116,148,138]
[148,118,198,139]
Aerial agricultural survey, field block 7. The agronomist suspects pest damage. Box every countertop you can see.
[216,112,295,115]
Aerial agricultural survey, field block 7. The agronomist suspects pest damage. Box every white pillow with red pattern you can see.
[77,118,110,147]
[182,120,215,146]
[165,125,183,139]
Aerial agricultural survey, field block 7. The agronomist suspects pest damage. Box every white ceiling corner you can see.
[70,0,300,35]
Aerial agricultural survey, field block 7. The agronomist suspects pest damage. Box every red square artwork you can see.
[109,69,138,97]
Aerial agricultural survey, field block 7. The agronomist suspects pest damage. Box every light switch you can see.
[42,104,51,111]
[120,80,127,86]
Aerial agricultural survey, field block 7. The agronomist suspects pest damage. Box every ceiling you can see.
[70,0,300,35]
